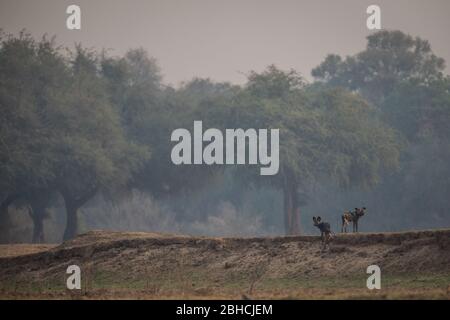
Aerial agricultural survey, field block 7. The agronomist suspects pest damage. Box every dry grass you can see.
[0,229,449,300]
[0,244,57,258]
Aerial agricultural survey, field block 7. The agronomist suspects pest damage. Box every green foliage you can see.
[0,32,150,240]
[310,29,450,232]
[312,30,445,105]
[0,31,65,195]
[1,31,415,239]
[57,46,148,197]
[382,77,450,142]
[221,66,400,191]
[307,88,400,188]
[246,64,305,99]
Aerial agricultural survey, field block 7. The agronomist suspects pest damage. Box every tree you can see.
[312,30,450,231]
[0,31,65,242]
[381,77,450,142]
[216,66,400,234]
[55,47,148,240]
[377,77,450,227]
[101,48,162,139]
[312,30,445,106]
[102,54,236,200]
[25,188,53,243]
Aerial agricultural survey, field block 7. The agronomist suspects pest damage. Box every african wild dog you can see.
[341,207,367,233]
[313,216,333,251]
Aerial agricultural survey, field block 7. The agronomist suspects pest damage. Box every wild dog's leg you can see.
[342,215,348,233]
[325,233,330,250]
[321,232,326,251]
[341,216,345,233]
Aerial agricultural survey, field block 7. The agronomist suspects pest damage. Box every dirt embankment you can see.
[0,244,57,258]
[0,229,449,299]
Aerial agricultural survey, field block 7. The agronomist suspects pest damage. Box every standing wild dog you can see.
[313,216,333,251]
[341,207,367,233]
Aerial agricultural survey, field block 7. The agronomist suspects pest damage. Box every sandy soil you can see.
[0,244,57,258]
[0,229,449,299]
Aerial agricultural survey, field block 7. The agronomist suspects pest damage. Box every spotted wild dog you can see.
[313,216,333,251]
[341,207,367,233]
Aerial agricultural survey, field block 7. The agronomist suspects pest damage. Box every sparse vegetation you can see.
[0,229,449,299]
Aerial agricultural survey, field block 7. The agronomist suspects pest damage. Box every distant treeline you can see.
[1,30,449,242]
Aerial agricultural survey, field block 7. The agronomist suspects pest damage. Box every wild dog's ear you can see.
[317,216,321,222]
[312,216,316,222]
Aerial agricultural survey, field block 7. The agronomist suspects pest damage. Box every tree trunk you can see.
[59,185,97,241]
[0,195,19,243]
[283,180,300,235]
[31,212,45,243]
[63,202,79,241]
[283,185,292,233]
[0,194,20,219]
[27,190,51,244]
[290,185,301,234]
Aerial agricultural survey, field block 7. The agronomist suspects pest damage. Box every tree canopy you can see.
[5,29,450,241]
[312,30,446,105]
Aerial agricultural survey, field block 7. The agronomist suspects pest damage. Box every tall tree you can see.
[0,31,65,241]
[54,47,148,240]
[216,66,400,234]
[102,56,233,199]
[312,30,450,230]
[312,30,445,106]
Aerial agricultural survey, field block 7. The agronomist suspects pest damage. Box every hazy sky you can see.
[1,0,450,86]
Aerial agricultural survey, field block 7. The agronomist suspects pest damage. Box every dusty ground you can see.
[0,229,449,299]
[0,244,57,258]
